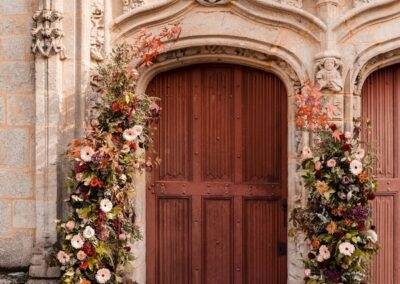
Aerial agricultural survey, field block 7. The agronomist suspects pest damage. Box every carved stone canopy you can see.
[196,0,231,6]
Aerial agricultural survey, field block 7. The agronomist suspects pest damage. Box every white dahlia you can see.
[350,160,363,175]
[56,250,70,264]
[71,234,84,249]
[80,146,95,162]
[100,198,113,213]
[339,242,355,256]
[96,268,111,283]
[83,226,95,239]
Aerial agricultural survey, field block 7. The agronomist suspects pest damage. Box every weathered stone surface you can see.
[0,232,34,267]
[0,96,4,124]
[0,170,32,198]
[0,63,34,93]
[26,280,59,284]
[0,16,31,35]
[0,128,29,167]
[0,36,28,61]
[13,200,36,228]
[0,200,11,235]
[7,95,34,125]
[0,0,31,15]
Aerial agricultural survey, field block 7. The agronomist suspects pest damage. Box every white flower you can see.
[96,268,111,283]
[123,125,143,141]
[76,250,87,261]
[100,199,113,213]
[132,125,143,136]
[119,233,127,241]
[76,173,84,181]
[65,220,75,231]
[354,148,365,160]
[315,161,322,171]
[327,159,336,168]
[319,245,330,260]
[345,131,352,139]
[80,146,95,162]
[56,250,70,264]
[350,160,363,175]
[302,146,313,159]
[304,269,311,277]
[71,234,84,249]
[365,229,378,243]
[339,242,355,256]
[317,254,324,262]
[83,226,95,239]
[119,174,127,183]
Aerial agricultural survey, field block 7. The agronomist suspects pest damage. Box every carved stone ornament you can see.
[315,56,343,93]
[279,0,303,8]
[90,0,105,61]
[354,0,375,6]
[122,0,145,13]
[31,7,66,59]
[196,0,231,5]
[154,45,301,91]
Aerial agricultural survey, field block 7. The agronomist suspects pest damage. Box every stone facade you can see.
[0,0,399,282]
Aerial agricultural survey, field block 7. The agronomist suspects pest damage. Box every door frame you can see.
[132,46,304,283]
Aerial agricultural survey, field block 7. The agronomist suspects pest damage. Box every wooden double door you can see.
[146,64,288,284]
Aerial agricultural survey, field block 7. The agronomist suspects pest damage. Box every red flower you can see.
[367,193,376,200]
[357,223,366,231]
[112,102,122,112]
[82,242,96,257]
[129,142,137,150]
[90,177,104,188]
[329,124,337,131]
[341,144,352,152]
[80,261,89,270]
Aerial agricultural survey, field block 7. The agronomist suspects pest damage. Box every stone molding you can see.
[90,0,105,61]
[354,0,375,6]
[196,0,231,5]
[31,5,66,59]
[122,0,145,13]
[279,0,302,8]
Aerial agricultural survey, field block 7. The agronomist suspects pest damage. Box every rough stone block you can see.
[0,200,11,235]
[0,62,34,93]
[7,95,34,125]
[0,170,32,197]
[13,200,35,228]
[0,96,4,124]
[0,128,29,167]
[0,36,28,61]
[0,0,31,15]
[0,232,34,267]
[0,15,31,35]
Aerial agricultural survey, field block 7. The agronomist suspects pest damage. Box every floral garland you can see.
[53,25,181,284]
[291,83,379,283]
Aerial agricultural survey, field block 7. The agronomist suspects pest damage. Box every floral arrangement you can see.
[291,83,379,283]
[53,25,181,284]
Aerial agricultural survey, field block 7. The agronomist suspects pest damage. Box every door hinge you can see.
[277,241,287,256]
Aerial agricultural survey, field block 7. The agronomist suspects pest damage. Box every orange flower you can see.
[79,261,89,270]
[80,279,91,284]
[331,208,339,216]
[90,177,104,188]
[344,219,353,226]
[311,238,321,249]
[326,221,337,234]
[358,172,368,184]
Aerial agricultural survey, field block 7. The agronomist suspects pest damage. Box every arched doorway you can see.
[146,64,288,284]
[361,63,400,284]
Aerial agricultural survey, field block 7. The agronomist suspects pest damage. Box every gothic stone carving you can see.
[315,56,343,93]
[155,45,301,91]
[196,0,231,5]
[279,0,303,8]
[31,7,66,59]
[122,0,144,13]
[91,0,105,61]
[354,48,400,95]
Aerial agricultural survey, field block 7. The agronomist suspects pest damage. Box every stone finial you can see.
[279,0,303,8]
[31,7,66,59]
[122,0,145,13]
[196,0,231,5]
[91,0,105,61]
[315,54,343,93]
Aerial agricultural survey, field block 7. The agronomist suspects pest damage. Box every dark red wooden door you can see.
[146,64,288,284]
[361,63,400,284]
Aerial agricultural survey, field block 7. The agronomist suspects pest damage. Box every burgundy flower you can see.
[308,252,315,259]
[333,232,345,239]
[79,185,90,200]
[330,124,337,131]
[113,219,122,234]
[324,269,341,283]
[367,193,376,200]
[315,171,322,179]
[351,206,369,222]
[357,222,366,231]
[341,144,352,152]
[82,242,96,257]
[74,163,90,173]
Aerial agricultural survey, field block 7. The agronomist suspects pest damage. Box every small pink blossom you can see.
[327,159,336,168]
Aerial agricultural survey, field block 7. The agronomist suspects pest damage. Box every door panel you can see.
[361,63,400,284]
[146,64,287,284]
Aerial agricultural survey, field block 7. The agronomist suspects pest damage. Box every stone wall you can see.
[0,0,38,268]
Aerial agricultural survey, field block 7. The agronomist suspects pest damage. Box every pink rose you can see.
[327,159,336,168]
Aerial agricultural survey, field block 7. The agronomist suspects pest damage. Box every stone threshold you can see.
[0,272,58,284]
